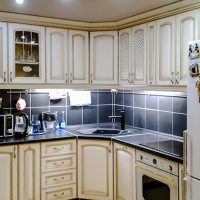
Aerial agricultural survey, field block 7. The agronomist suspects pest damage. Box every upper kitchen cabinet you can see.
[46,27,68,84]
[132,24,147,85]
[119,28,132,85]
[0,22,7,83]
[8,23,45,84]
[156,16,176,85]
[69,30,89,84]
[147,22,156,85]
[90,31,118,85]
[176,10,199,86]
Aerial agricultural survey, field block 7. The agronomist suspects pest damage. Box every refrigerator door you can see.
[187,76,200,179]
[187,177,200,200]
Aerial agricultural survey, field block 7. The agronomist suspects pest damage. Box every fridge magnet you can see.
[188,43,199,59]
[189,62,199,77]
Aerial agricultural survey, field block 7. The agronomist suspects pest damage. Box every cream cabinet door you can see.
[119,28,132,85]
[90,31,118,84]
[78,140,113,200]
[46,27,68,84]
[69,30,89,84]
[176,10,199,86]
[156,16,176,85]
[132,24,147,85]
[19,143,40,200]
[8,23,45,83]
[0,22,7,83]
[147,22,156,85]
[0,145,17,200]
[114,143,136,200]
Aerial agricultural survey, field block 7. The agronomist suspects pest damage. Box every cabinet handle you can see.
[13,146,16,159]
[66,73,68,83]
[70,73,73,83]
[176,72,179,85]
[53,146,64,151]
[10,72,12,83]
[170,72,174,84]
[3,71,6,82]
[90,73,93,84]
[120,145,127,150]
[128,73,131,83]
[131,73,134,83]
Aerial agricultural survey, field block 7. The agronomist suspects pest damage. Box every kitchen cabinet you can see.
[119,28,132,85]
[176,10,199,86]
[156,16,176,85]
[147,21,156,85]
[90,31,118,85]
[179,164,185,200]
[114,142,136,200]
[18,143,40,200]
[8,23,45,83]
[78,139,113,200]
[0,145,17,200]
[46,27,68,84]
[69,30,89,84]
[0,22,7,83]
[132,24,147,85]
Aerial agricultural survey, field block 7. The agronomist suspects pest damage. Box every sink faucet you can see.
[109,109,125,130]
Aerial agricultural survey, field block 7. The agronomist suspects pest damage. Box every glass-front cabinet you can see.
[9,23,45,83]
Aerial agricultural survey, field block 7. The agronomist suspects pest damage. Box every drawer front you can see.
[41,140,76,157]
[42,169,76,189]
[41,184,76,200]
[42,154,76,173]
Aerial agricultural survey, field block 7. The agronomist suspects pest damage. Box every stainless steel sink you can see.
[76,128,129,135]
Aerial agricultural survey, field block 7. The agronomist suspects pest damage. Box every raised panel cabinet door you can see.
[46,27,68,84]
[0,22,7,83]
[114,143,136,200]
[176,10,199,86]
[119,28,132,85]
[90,31,118,85]
[19,143,40,200]
[0,145,17,200]
[132,24,147,85]
[8,23,45,83]
[147,22,156,85]
[156,16,176,85]
[78,140,113,200]
[69,30,89,84]
[187,177,200,200]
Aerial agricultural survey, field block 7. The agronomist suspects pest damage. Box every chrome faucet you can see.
[109,109,125,130]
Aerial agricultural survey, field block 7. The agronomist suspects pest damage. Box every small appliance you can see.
[39,112,57,131]
[0,114,14,137]
[14,112,29,138]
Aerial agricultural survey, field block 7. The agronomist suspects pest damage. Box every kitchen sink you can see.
[76,128,129,135]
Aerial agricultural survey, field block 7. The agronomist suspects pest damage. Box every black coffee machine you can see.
[14,112,29,138]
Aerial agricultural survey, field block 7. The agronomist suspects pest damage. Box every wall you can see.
[0,89,187,137]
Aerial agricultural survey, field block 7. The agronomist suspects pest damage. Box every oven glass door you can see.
[136,162,178,200]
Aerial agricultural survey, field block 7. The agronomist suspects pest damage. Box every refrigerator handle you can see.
[183,130,188,178]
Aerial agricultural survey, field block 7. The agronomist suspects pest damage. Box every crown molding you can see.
[0,0,199,31]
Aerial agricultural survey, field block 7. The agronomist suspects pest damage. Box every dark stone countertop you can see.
[0,123,183,163]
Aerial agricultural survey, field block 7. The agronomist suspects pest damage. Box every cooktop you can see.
[140,140,183,157]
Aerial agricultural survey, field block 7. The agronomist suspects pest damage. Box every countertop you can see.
[0,123,183,163]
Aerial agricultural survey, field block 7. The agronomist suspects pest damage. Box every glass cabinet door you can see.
[15,31,39,78]
[9,23,45,84]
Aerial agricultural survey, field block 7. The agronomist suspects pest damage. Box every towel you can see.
[69,91,91,106]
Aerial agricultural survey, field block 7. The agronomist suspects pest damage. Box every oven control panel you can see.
[136,150,178,175]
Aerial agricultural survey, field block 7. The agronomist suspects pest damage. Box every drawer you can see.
[42,169,76,189]
[42,154,76,173]
[41,140,76,157]
[41,184,76,200]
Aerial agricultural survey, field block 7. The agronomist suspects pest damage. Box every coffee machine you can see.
[14,112,29,138]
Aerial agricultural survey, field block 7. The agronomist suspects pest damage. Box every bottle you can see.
[59,111,66,129]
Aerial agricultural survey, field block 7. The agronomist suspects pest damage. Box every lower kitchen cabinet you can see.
[114,142,136,200]
[18,143,40,200]
[0,145,18,200]
[78,139,113,200]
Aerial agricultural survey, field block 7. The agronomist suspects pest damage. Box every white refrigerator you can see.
[186,40,200,200]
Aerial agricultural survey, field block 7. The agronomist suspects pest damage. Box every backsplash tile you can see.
[173,97,187,114]
[146,95,158,110]
[67,106,82,125]
[146,110,158,131]
[83,106,97,124]
[99,105,112,123]
[134,94,145,108]
[158,111,172,135]
[173,113,187,137]
[134,108,145,129]
[159,96,172,112]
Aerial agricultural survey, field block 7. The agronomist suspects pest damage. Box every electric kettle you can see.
[14,112,29,138]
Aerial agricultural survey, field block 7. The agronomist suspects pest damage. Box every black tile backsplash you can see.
[0,89,187,137]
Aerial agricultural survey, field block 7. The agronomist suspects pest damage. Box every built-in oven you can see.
[135,150,179,200]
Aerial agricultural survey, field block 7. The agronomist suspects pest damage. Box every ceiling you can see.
[0,0,182,23]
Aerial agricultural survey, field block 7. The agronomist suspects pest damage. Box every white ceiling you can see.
[0,0,182,23]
